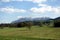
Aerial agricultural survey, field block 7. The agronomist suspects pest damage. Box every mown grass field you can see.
[0,26,60,40]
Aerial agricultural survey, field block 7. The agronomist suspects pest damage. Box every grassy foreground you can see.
[0,26,60,40]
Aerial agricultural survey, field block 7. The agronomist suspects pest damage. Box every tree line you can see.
[0,17,60,29]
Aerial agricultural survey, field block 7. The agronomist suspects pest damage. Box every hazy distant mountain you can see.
[12,17,52,24]
[54,17,60,20]
[33,17,52,21]
[12,18,32,23]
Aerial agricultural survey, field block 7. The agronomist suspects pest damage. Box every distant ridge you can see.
[54,17,60,20]
[12,17,52,24]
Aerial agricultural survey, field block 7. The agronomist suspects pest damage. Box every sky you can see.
[0,0,60,23]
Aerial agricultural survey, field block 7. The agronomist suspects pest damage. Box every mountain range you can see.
[12,17,52,23]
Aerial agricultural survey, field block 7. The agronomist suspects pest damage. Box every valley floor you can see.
[0,26,60,40]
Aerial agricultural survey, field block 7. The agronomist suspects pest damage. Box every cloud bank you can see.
[0,7,26,13]
[30,4,60,14]
[1,0,47,3]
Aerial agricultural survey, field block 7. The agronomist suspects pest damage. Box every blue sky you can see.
[0,0,60,23]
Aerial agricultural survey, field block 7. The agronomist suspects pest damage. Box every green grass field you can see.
[0,26,60,40]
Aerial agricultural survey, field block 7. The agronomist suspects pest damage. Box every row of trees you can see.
[0,17,60,29]
[0,20,53,29]
[0,21,33,29]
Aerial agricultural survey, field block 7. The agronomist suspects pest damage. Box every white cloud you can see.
[1,0,47,3]
[31,0,47,3]
[31,16,42,18]
[1,0,23,2]
[24,0,32,1]
[30,7,48,13]
[38,4,48,7]
[23,0,47,3]
[30,4,60,14]
[17,16,31,19]
[13,0,23,1]
[0,7,14,13]
[1,0,11,2]
[0,7,26,13]
[17,16,24,18]
[51,0,57,2]
[24,0,47,3]
[52,7,60,14]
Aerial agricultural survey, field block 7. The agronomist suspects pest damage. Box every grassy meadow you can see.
[0,26,60,40]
